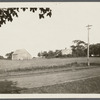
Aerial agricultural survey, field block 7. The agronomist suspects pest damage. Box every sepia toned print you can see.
[0,2,100,94]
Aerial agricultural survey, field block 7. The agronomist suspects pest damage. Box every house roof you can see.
[13,49,31,56]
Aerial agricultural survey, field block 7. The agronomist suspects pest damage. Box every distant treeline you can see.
[0,40,100,60]
[71,40,100,57]
[0,55,4,59]
[38,50,65,58]
[38,40,100,58]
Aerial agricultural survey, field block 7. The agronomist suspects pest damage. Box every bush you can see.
[0,80,23,93]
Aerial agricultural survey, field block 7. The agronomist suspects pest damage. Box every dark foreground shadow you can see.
[0,80,25,93]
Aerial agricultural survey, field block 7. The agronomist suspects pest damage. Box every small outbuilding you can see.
[12,49,32,60]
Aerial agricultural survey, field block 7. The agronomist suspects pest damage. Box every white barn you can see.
[12,49,32,60]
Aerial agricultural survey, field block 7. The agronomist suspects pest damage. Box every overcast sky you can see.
[0,2,100,57]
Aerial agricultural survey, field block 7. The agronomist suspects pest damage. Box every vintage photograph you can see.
[0,2,100,94]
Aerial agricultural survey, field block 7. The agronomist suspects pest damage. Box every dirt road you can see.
[1,67,100,88]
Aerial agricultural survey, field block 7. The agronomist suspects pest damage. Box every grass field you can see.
[0,57,100,93]
[21,76,100,93]
[0,57,100,72]
[1,76,100,93]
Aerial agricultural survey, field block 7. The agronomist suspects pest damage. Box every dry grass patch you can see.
[22,76,100,93]
[0,57,100,72]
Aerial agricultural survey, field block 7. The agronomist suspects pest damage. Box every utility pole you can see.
[86,25,92,66]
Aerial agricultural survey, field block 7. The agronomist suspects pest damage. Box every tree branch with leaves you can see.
[0,7,52,27]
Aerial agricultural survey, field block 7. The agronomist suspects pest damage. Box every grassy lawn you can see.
[0,57,100,94]
[1,73,100,93]
[21,76,100,93]
[0,57,100,72]
[0,62,100,77]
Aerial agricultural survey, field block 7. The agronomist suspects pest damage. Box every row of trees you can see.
[0,40,100,60]
[38,40,100,58]
[38,50,62,58]
[37,40,87,58]
[89,43,100,56]
[71,40,100,57]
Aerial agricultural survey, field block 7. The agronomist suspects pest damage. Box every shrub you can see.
[0,80,23,93]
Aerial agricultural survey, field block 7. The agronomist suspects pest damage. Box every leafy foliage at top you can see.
[0,7,52,27]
